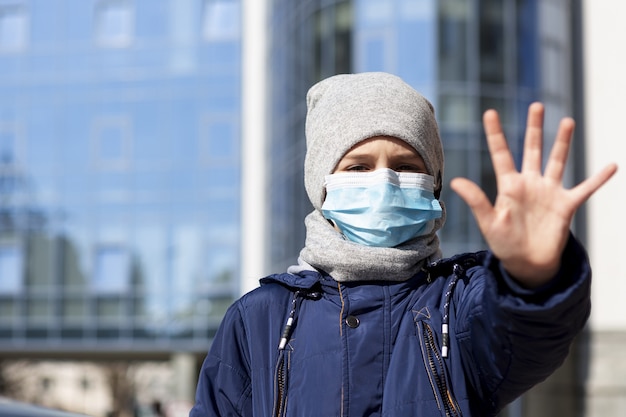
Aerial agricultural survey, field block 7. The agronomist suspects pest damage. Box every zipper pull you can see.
[278,317,294,350]
[441,324,449,358]
[278,290,300,350]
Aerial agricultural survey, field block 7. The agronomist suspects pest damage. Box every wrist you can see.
[501,259,560,289]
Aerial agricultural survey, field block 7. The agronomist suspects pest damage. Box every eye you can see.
[345,165,371,172]
[394,164,427,173]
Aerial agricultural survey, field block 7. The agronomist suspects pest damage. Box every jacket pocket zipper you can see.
[421,322,462,417]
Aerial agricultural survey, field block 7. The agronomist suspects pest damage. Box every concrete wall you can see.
[583,1,626,415]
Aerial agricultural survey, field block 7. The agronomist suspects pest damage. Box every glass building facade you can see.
[0,0,241,355]
[0,0,583,413]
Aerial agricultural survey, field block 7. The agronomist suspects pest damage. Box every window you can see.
[313,1,352,80]
[479,0,505,83]
[0,4,28,52]
[516,0,538,88]
[359,0,392,25]
[0,242,24,294]
[92,245,130,294]
[438,0,469,81]
[199,114,238,165]
[91,116,132,170]
[439,94,471,127]
[202,0,240,42]
[356,30,394,73]
[400,0,432,20]
[94,0,133,47]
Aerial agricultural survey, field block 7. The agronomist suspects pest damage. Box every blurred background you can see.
[0,0,623,416]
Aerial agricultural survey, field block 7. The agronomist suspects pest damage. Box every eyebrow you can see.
[340,152,370,161]
[342,149,420,159]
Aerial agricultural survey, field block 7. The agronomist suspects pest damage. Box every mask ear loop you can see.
[434,170,442,200]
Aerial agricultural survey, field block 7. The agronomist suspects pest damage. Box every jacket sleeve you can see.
[190,302,252,417]
[455,232,591,414]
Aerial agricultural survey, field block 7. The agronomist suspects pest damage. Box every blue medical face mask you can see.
[321,168,443,247]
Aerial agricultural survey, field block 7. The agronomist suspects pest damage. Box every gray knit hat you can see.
[304,72,444,210]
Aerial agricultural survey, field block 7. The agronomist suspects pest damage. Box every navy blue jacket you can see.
[190,234,591,416]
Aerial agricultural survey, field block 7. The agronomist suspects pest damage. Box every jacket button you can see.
[345,315,360,328]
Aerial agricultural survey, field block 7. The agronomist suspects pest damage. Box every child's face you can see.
[333,136,427,174]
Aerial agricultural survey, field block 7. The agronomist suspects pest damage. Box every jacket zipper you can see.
[273,350,289,417]
[273,289,322,417]
[422,322,462,417]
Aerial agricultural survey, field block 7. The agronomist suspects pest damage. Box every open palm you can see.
[450,103,617,287]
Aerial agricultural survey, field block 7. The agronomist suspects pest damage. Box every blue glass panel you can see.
[517,0,538,89]
[0,126,17,162]
[133,101,172,164]
[196,166,239,193]
[200,42,241,69]
[98,125,126,161]
[357,0,392,27]
[397,19,436,85]
[94,0,134,47]
[0,5,28,52]
[135,0,169,39]
[200,117,237,162]
[92,245,130,294]
[0,244,23,294]
[202,0,241,42]
[362,35,387,72]
[26,105,61,177]
[61,104,92,171]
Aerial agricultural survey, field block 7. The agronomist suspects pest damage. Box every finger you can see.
[483,109,516,178]
[569,163,618,206]
[450,177,495,226]
[521,102,545,174]
[544,117,575,181]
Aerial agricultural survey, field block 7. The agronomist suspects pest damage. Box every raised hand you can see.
[450,103,618,287]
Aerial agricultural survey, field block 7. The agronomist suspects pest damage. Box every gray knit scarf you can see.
[297,209,444,282]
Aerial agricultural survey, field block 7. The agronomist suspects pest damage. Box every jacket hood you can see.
[259,269,323,291]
